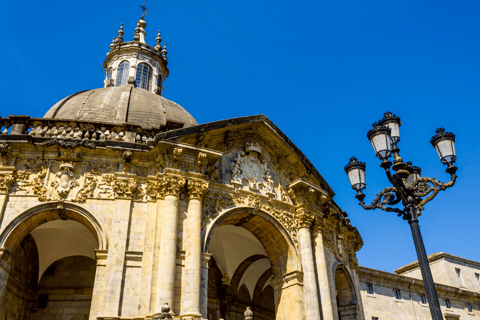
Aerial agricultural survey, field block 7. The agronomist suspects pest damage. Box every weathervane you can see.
[139,2,149,19]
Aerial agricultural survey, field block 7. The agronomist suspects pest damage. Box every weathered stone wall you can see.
[0,235,38,319]
[33,256,96,319]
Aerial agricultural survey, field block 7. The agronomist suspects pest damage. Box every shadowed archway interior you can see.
[0,208,99,319]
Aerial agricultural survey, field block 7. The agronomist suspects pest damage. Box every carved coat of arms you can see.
[52,162,78,198]
[231,142,274,193]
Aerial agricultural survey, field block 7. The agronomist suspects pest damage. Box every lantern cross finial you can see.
[139,2,149,19]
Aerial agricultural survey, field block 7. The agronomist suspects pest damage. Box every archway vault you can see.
[0,201,107,253]
[204,206,301,279]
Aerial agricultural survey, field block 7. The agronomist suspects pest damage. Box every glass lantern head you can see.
[430,128,456,165]
[367,123,392,160]
[406,161,421,185]
[380,111,401,145]
[344,157,366,191]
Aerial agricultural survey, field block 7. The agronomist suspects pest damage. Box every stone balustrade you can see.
[0,116,164,145]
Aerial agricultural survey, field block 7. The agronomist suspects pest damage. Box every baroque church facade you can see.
[0,12,479,320]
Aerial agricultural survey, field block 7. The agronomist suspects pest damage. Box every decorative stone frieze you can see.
[32,166,49,201]
[51,162,78,198]
[187,178,209,200]
[74,171,97,202]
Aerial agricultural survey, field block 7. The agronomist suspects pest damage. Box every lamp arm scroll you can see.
[359,186,404,215]
[410,174,457,211]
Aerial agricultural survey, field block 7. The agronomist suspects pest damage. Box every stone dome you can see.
[44,86,197,130]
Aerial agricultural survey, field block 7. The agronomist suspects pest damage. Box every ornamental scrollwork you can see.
[202,191,234,229]
[74,172,97,202]
[407,176,457,211]
[32,166,49,202]
[359,187,403,215]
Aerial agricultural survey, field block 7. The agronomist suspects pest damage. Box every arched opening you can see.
[116,60,130,86]
[135,62,153,90]
[0,203,105,319]
[204,208,303,320]
[335,265,360,320]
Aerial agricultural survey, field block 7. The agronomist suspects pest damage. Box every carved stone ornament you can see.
[74,172,97,202]
[206,159,222,183]
[32,166,49,201]
[39,138,96,149]
[51,162,79,198]
[0,172,15,194]
[188,178,209,199]
[202,191,234,229]
[295,207,315,229]
[112,177,138,199]
[230,142,274,193]
[146,174,186,200]
[195,152,208,174]
[0,143,11,167]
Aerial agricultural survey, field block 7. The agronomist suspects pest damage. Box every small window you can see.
[475,273,480,285]
[445,299,451,309]
[366,283,374,294]
[467,303,472,313]
[116,61,130,86]
[394,289,401,300]
[135,63,153,90]
[455,268,464,286]
[157,73,163,90]
[420,294,427,304]
[372,317,378,320]
[107,67,113,80]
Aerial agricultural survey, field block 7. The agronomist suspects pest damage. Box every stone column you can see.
[296,208,322,320]
[313,222,334,320]
[154,174,185,316]
[181,178,209,319]
[200,253,212,319]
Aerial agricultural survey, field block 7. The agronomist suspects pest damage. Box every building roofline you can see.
[359,266,480,299]
[394,252,480,275]
[155,114,336,196]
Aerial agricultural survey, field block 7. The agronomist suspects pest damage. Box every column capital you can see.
[146,173,186,199]
[295,207,315,229]
[201,252,213,268]
[187,178,209,200]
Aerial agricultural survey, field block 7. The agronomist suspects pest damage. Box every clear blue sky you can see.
[1,1,479,273]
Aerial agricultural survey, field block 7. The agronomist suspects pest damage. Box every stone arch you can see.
[334,263,360,320]
[204,206,305,320]
[0,201,107,253]
[203,206,301,276]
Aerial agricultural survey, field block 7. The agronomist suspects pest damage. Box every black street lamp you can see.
[344,112,457,320]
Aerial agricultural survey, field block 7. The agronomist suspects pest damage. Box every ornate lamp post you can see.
[344,112,457,320]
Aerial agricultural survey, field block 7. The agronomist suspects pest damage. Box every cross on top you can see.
[139,2,149,19]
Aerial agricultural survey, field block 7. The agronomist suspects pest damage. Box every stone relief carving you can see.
[0,143,11,167]
[32,166,49,202]
[230,142,274,195]
[39,138,96,149]
[0,172,15,194]
[195,152,208,174]
[202,191,234,229]
[112,177,138,199]
[145,174,186,200]
[74,171,97,202]
[51,162,79,199]
[205,159,222,183]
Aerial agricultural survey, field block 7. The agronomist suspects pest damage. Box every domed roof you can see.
[44,86,197,130]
